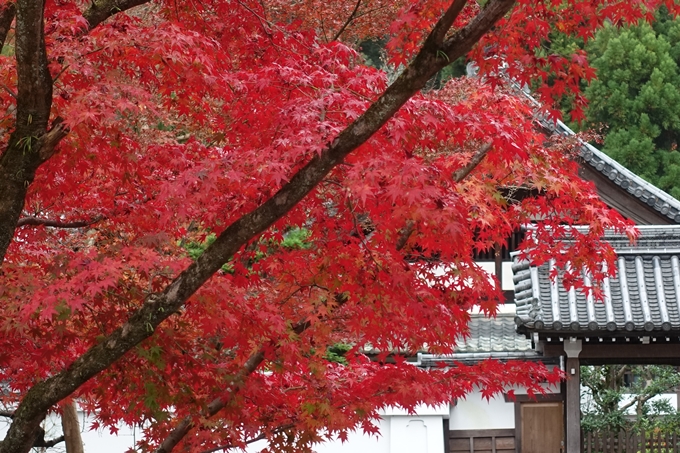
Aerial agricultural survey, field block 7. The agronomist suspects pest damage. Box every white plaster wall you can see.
[477,262,515,291]
[449,382,561,431]
[388,414,444,453]
[248,413,447,453]
[308,419,391,453]
[0,407,447,453]
[449,391,515,430]
[0,412,139,453]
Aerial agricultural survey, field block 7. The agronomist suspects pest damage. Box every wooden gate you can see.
[449,429,515,453]
[520,402,564,453]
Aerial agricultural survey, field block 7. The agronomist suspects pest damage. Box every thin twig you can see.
[331,0,362,42]
[197,424,296,453]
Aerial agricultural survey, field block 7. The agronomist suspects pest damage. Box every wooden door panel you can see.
[521,402,563,453]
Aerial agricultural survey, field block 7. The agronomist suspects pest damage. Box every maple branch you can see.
[155,318,314,453]
[33,434,65,449]
[0,411,13,418]
[154,349,266,453]
[82,0,150,30]
[0,2,518,452]
[394,142,492,252]
[441,0,515,60]
[0,2,15,50]
[395,220,416,252]
[330,0,361,42]
[452,142,493,182]
[17,215,103,229]
[196,424,296,453]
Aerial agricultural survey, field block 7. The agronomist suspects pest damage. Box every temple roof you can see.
[416,312,541,367]
[513,81,680,224]
[456,312,533,353]
[514,226,680,337]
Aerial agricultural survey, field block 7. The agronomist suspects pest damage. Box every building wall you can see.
[449,381,561,431]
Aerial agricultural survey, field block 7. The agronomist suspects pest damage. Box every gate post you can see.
[564,338,582,453]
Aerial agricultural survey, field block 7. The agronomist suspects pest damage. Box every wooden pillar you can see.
[564,339,582,453]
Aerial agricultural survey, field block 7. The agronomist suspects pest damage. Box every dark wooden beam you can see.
[503,393,562,403]
[565,357,580,453]
[544,343,680,364]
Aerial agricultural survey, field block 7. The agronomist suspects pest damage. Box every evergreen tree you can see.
[584,12,680,198]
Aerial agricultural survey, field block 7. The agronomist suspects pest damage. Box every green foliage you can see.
[583,10,680,198]
[581,365,680,433]
[324,343,352,365]
[183,228,310,272]
[184,233,217,260]
[280,227,311,250]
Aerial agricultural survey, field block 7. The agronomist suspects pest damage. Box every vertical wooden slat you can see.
[469,436,473,453]
[491,435,496,453]
[617,430,623,453]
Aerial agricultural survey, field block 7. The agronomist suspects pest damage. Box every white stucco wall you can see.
[0,405,449,453]
[0,412,140,453]
[449,390,515,430]
[449,381,561,431]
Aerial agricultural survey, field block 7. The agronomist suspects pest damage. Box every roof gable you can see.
[515,84,680,224]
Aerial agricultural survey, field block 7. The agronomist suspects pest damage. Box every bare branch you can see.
[197,424,296,453]
[330,0,362,42]
[17,215,102,229]
[452,142,492,182]
[34,435,65,449]
[156,317,316,453]
[0,410,13,418]
[0,2,15,50]
[82,0,151,31]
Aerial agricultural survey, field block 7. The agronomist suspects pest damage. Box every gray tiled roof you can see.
[416,312,540,366]
[514,226,680,335]
[456,313,533,353]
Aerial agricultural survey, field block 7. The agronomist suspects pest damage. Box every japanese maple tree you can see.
[0,0,675,452]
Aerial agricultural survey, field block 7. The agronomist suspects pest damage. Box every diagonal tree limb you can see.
[0,1,517,452]
[82,0,151,30]
[452,142,492,182]
[17,215,103,229]
[155,316,318,453]
[396,142,492,252]
[33,434,65,449]
[0,1,15,50]
[156,140,496,451]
